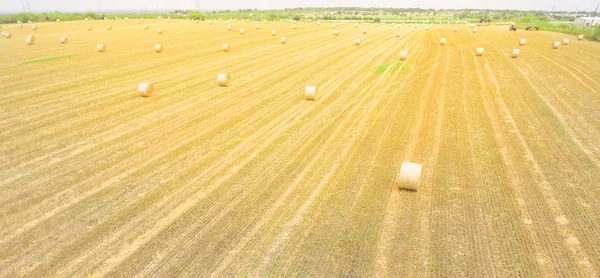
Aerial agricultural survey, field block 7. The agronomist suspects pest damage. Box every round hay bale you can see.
[396,161,423,191]
[454,27,458,32]
[157,28,163,34]
[26,37,34,45]
[195,20,199,24]
[56,19,61,23]
[85,17,88,20]
[4,32,11,38]
[137,20,141,24]
[144,24,148,30]
[511,49,520,58]
[438,26,442,30]
[155,44,163,53]
[476,47,484,56]
[28,20,32,23]
[473,27,477,33]
[440,38,446,45]
[272,30,277,36]
[240,28,245,34]
[18,23,22,28]
[17,20,22,24]
[519,38,526,46]
[362,28,367,34]
[354,23,358,28]
[140,18,145,22]
[305,86,317,100]
[256,24,260,29]
[563,38,569,45]
[138,83,154,97]
[355,38,361,45]
[292,24,296,29]
[553,41,560,49]
[152,19,155,22]
[167,19,171,23]
[217,73,231,87]
[104,17,107,20]
[97,44,106,52]
[578,35,583,40]
[208,20,213,25]
[334,30,340,36]
[396,31,400,37]
[106,25,112,30]
[87,26,92,31]
[222,43,229,52]
[60,36,68,44]
[32,25,37,30]
[399,50,408,61]
[281,36,287,44]
[425,26,430,30]
[227,23,232,31]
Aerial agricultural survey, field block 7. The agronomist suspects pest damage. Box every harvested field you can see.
[1,20,600,277]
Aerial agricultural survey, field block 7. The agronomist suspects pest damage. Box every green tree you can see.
[188,11,206,21]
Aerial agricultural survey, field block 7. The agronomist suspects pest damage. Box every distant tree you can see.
[293,16,300,21]
[188,11,206,21]
[374,17,381,23]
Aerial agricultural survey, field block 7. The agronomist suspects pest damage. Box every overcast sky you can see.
[2,0,599,13]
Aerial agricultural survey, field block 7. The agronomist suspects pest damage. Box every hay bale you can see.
[152,19,155,22]
[355,38,361,45]
[25,35,35,45]
[60,36,68,44]
[440,38,446,45]
[222,43,229,52]
[396,31,400,37]
[578,35,583,40]
[519,39,526,46]
[399,50,408,61]
[167,19,171,23]
[227,23,232,30]
[195,20,199,24]
[476,47,484,56]
[56,19,61,23]
[305,86,317,100]
[87,26,92,31]
[553,41,560,49]
[281,36,287,44]
[362,28,367,34]
[106,25,112,30]
[17,20,22,24]
[138,83,154,97]
[438,26,442,30]
[4,32,11,38]
[28,20,32,23]
[240,28,245,34]
[425,26,430,30]
[32,25,37,30]
[137,20,141,24]
[157,28,163,34]
[473,27,477,33]
[511,48,520,58]
[217,73,231,87]
[85,17,88,20]
[334,30,340,36]
[563,38,569,45]
[209,20,213,25]
[97,44,106,52]
[155,44,163,53]
[272,30,277,36]
[104,17,107,20]
[144,24,148,30]
[18,23,22,28]
[396,161,423,191]
[256,24,260,29]
[454,27,458,32]
[355,23,358,28]
[292,24,297,29]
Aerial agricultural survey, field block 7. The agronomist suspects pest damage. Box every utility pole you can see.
[591,0,600,27]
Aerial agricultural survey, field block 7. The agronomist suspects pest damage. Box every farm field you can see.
[1,19,600,277]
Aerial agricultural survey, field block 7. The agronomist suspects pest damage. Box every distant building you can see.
[574,17,600,27]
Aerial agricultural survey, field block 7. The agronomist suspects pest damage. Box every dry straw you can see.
[32,25,37,30]
[272,30,277,36]
[476,47,484,56]
[563,38,569,45]
[138,83,154,97]
[256,24,260,29]
[157,28,162,34]
[281,36,287,44]
[519,39,526,46]
[60,36,68,44]
[292,24,297,29]
[217,73,231,86]
[240,28,245,34]
[97,44,106,52]
[222,43,229,52]
[397,161,423,191]
[155,44,163,53]
[4,32,11,38]
[144,24,148,29]
[440,38,446,45]
[227,23,232,30]
[511,49,520,58]
[334,30,340,36]
[396,31,400,37]
[399,50,408,61]
[26,35,35,45]
[106,25,112,30]
[305,86,317,100]
[578,35,583,40]
[355,38,361,45]
[553,41,560,49]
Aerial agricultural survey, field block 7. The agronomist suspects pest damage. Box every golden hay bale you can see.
[32,25,37,30]
[553,41,560,49]
[222,43,229,52]
[240,28,245,34]
[138,83,154,97]
[473,27,477,33]
[26,37,34,45]
[281,36,287,44]
[4,32,11,38]
[454,27,458,32]
[217,73,231,86]
[227,23,232,30]
[151,19,155,22]
[18,23,22,28]
[167,19,171,23]
[563,38,569,45]
[256,24,260,29]
[476,47,484,56]
[60,36,68,44]
[28,20,32,23]
[425,26,430,30]
[87,26,92,31]
[144,24,148,29]
[396,161,423,191]
[399,50,408,61]
[354,23,358,28]
[56,19,61,23]
[292,24,297,29]
[104,17,107,20]
[155,44,163,53]
[362,28,367,34]
[355,38,361,45]
[17,20,22,24]
[396,31,400,37]
[440,38,446,45]
[85,17,88,20]
[195,20,199,24]
[157,28,163,34]
[519,39,526,46]
[208,20,213,25]
[438,26,442,30]
[106,25,112,30]
[334,30,340,36]
[305,86,317,100]
[97,44,106,52]
[578,35,583,40]
[137,20,141,24]
[272,30,277,36]
[511,49,520,58]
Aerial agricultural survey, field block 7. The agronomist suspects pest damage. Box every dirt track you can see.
[1,19,599,276]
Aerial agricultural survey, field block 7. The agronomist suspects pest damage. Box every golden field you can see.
[1,19,600,276]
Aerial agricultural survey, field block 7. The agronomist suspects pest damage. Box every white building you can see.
[574,17,600,27]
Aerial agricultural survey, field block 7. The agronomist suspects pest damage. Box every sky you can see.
[2,0,599,13]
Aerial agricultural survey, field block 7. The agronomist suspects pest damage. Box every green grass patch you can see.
[375,62,411,74]
[20,54,77,65]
